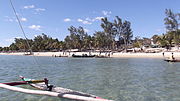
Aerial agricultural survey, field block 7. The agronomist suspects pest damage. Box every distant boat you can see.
[72,54,95,58]
[24,52,33,56]
[95,55,110,58]
[164,59,180,62]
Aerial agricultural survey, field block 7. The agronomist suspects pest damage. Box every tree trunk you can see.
[123,38,127,52]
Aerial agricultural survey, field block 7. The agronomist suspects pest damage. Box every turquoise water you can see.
[0,55,180,101]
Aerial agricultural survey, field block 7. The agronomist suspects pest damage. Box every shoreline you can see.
[1,52,180,59]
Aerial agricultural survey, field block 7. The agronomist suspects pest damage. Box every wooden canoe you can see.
[21,77,112,101]
[72,54,96,58]
[164,59,180,62]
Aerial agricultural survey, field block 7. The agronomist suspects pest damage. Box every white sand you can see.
[1,51,180,59]
[112,52,180,58]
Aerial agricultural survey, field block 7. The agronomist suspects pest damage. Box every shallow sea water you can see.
[0,55,179,101]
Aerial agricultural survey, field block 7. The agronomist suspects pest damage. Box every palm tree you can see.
[68,26,80,49]
[157,34,169,48]
[77,26,89,50]
[94,31,108,50]
[64,36,72,49]
[83,35,93,50]
[14,38,31,52]
[166,31,174,47]
[101,17,116,50]
[9,43,19,51]
[121,20,133,52]
[164,9,180,48]
[114,16,123,49]
[33,34,45,51]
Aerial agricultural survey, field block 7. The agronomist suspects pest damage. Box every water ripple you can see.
[0,56,179,101]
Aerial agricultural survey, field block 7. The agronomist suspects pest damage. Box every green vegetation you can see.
[0,9,179,52]
[164,9,180,48]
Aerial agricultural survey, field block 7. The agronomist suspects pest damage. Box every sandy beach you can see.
[1,51,180,59]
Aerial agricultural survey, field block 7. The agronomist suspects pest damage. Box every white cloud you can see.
[5,16,27,23]
[28,25,42,31]
[0,43,7,47]
[156,28,166,33]
[63,11,110,25]
[64,18,71,22]
[24,5,35,9]
[93,16,104,21]
[7,18,13,22]
[84,16,104,23]
[21,17,27,22]
[23,5,45,15]
[77,19,83,22]
[4,16,14,22]
[102,10,112,16]
[84,29,89,33]
[5,38,14,43]
[83,21,92,25]
[85,17,92,21]
[34,35,38,37]
[15,37,22,39]
[77,19,92,25]
[35,8,46,12]
[156,29,162,32]
[5,37,22,43]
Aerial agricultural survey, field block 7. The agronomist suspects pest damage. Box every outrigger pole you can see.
[1,79,45,86]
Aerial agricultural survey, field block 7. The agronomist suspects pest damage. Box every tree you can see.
[64,35,72,49]
[101,17,116,50]
[33,34,45,51]
[9,43,19,51]
[77,26,89,50]
[121,20,133,52]
[165,31,174,47]
[164,9,180,48]
[173,30,180,45]
[83,35,93,50]
[94,31,109,50]
[14,38,32,52]
[156,34,168,48]
[68,26,80,49]
[113,16,123,49]
[32,33,61,51]
[2,47,10,52]
[151,35,159,44]
[0,47,3,51]
[133,36,143,48]
[59,41,66,50]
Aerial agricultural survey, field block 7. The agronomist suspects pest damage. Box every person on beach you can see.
[162,52,164,57]
[108,53,110,57]
[169,53,175,60]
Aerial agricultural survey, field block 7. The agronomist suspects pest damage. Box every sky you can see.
[0,0,180,47]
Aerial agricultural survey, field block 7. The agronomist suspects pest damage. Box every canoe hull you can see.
[21,77,110,101]
[164,59,180,62]
[72,54,96,58]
